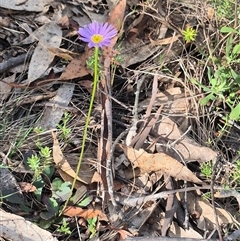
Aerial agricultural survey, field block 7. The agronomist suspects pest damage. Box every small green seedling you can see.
[231,159,240,184]
[57,111,72,141]
[57,218,71,235]
[27,146,52,181]
[200,161,213,179]
[27,154,41,180]
[182,26,197,42]
[34,126,46,134]
[202,191,211,201]
[87,216,98,238]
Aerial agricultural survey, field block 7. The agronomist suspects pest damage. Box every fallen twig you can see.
[211,154,223,241]
[125,236,228,241]
[116,185,226,207]
[0,50,33,73]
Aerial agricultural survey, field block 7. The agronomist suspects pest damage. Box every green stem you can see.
[60,47,99,215]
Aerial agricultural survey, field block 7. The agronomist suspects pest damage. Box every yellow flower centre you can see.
[91,34,104,44]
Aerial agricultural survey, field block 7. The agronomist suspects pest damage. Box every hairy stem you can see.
[60,47,99,214]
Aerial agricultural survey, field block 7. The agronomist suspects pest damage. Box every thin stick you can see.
[116,185,226,207]
[106,129,129,219]
[211,154,223,241]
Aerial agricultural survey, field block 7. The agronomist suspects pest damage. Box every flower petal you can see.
[88,22,99,34]
[100,22,108,34]
[79,37,91,42]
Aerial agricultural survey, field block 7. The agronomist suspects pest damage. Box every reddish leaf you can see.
[117,229,133,240]
[63,206,108,221]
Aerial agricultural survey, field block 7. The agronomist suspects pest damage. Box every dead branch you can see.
[0,51,33,73]
[125,236,226,241]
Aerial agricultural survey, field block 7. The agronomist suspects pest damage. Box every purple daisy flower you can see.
[78,21,118,48]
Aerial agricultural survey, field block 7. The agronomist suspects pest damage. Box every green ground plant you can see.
[57,111,72,142]
[27,127,53,181]
[192,26,240,122]
[200,161,213,179]
[231,159,240,184]
[202,191,211,201]
[182,26,197,43]
[211,0,236,20]
[57,218,71,235]
[87,216,98,238]
[27,146,52,181]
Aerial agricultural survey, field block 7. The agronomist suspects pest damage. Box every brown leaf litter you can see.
[121,145,203,184]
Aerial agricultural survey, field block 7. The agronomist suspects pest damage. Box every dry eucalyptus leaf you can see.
[169,221,203,238]
[196,198,235,230]
[63,206,108,221]
[120,11,179,67]
[60,54,90,80]
[0,0,54,12]
[122,146,203,184]
[215,189,240,210]
[157,117,217,163]
[178,191,236,231]
[117,229,133,240]
[47,47,77,61]
[139,87,191,114]
[121,40,162,68]
[150,35,180,46]
[52,131,87,186]
[26,22,62,84]
[0,209,58,241]
[108,0,126,31]
[20,23,54,45]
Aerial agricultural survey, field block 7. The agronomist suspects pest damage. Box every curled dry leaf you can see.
[196,198,236,230]
[156,117,217,163]
[122,146,203,184]
[101,0,126,59]
[178,191,237,231]
[117,229,133,240]
[47,47,81,61]
[52,131,87,187]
